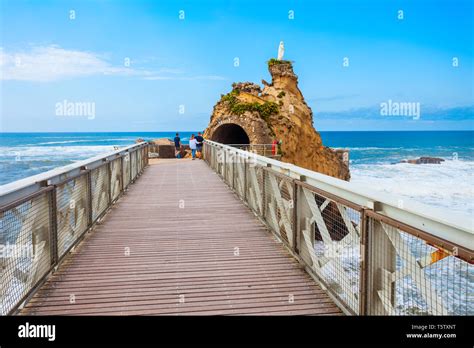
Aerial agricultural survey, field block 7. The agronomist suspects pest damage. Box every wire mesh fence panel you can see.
[123,153,131,188]
[135,150,140,177]
[204,144,210,166]
[56,175,89,259]
[205,144,210,166]
[262,169,295,248]
[234,154,246,199]
[0,190,53,315]
[208,145,213,168]
[130,151,137,182]
[144,147,147,168]
[224,151,233,187]
[136,149,142,173]
[245,163,264,216]
[366,217,473,315]
[297,185,362,314]
[136,149,141,173]
[204,143,211,166]
[90,165,110,222]
[213,146,220,172]
[216,148,224,177]
[142,147,146,170]
[110,158,122,202]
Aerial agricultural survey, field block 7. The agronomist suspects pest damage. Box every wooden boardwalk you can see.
[21,160,342,315]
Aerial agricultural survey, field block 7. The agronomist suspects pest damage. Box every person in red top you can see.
[271,139,278,155]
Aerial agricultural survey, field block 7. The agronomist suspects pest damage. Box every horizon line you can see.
[1,129,474,134]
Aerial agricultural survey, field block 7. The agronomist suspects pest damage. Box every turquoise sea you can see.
[1,131,473,215]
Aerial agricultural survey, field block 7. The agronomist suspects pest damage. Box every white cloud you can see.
[0,45,132,81]
[0,45,225,82]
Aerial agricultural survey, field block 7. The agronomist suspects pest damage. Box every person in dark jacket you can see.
[174,133,181,150]
[195,132,204,159]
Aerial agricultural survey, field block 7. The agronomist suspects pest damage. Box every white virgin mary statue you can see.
[277,41,285,60]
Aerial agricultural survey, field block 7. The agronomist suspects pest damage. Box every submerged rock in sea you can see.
[400,157,445,164]
[204,59,350,181]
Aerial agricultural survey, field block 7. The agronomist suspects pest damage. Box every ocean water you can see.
[320,131,474,216]
[0,131,473,215]
[0,132,194,183]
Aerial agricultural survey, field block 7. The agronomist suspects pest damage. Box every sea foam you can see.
[351,159,474,215]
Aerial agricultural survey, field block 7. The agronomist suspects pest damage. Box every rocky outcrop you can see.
[147,138,175,158]
[231,82,262,95]
[204,59,350,180]
[151,138,174,146]
[400,157,445,164]
[145,138,195,159]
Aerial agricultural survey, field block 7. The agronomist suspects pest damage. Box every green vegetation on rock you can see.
[220,91,279,122]
[267,58,293,67]
[220,90,278,135]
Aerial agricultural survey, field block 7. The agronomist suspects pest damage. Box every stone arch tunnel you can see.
[210,123,250,145]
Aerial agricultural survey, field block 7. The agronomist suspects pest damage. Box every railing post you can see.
[140,147,143,172]
[135,150,138,178]
[107,159,112,205]
[292,180,298,253]
[365,215,396,315]
[215,146,218,170]
[141,147,143,171]
[129,150,133,182]
[145,145,147,166]
[294,176,306,255]
[121,155,125,192]
[223,149,227,181]
[86,168,93,227]
[359,209,369,315]
[146,144,149,166]
[48,185,58,266]
[214,146,217,170]
[209,144,212,168]
[232,153,236,190]
[262,164,268,219]
[244,157,249,202]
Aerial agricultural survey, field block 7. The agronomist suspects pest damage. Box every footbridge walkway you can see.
[0,141,472,315]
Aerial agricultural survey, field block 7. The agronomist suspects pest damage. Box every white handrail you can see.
[0,142,147,206]
[205,139,474,251]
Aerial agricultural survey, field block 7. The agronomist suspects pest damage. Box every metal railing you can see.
[203,140,474,315]
[0,142,148,315]
[226,144,281,159]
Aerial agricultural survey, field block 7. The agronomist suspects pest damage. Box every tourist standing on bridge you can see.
[195,132,204,159]
[189,134,198,160]
[174,133,181,149]
[174,133,181,158]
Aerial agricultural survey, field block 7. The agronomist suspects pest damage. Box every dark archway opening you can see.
[211,123,250,145]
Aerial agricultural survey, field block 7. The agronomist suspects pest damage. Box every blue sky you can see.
[0,0,472,131]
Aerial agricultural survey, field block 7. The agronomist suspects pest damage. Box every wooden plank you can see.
[20,160,342,316]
